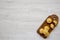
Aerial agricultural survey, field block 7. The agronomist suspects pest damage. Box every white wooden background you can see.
[0,0,60,40]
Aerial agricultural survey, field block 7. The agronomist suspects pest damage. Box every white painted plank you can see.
[0,0,60,40]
